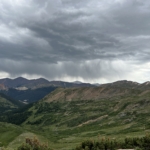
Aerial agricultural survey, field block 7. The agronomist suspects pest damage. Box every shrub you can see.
[17,137,52,150]
[75,134,150,150]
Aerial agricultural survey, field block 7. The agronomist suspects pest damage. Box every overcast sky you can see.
[0,0,150,83]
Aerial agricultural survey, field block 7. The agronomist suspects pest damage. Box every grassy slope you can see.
[16,87,150,150]
[0,94,17,113]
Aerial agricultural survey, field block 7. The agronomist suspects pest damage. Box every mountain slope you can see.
[27,86,149,130]
[42,86,139,102]
[0,93,24,113]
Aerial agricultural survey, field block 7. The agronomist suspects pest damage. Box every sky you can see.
[0,0,150,83]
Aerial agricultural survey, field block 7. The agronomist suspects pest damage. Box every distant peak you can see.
[14,77,28,81]
[72,81,83,84]
[37,77,49,80]
[35,78,50,82]
[112,80,139,84]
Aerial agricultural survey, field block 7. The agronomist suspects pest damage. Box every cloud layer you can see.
[0,0,150,83]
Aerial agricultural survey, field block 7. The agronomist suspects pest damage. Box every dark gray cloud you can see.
[0,0,150,83]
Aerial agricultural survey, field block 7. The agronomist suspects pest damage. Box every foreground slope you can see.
[0,122,48,149]
[0,122,23,147]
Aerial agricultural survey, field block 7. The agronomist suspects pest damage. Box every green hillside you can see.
[0,93,24,113]
[1,86,150,149]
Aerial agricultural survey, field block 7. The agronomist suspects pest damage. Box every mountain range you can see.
[0,77,95,90]
[0,77,150,104]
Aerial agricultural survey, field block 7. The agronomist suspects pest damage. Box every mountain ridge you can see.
[1,77,150,89]
[0,77,95,89]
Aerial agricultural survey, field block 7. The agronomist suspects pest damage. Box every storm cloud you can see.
[0,0,150,83]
